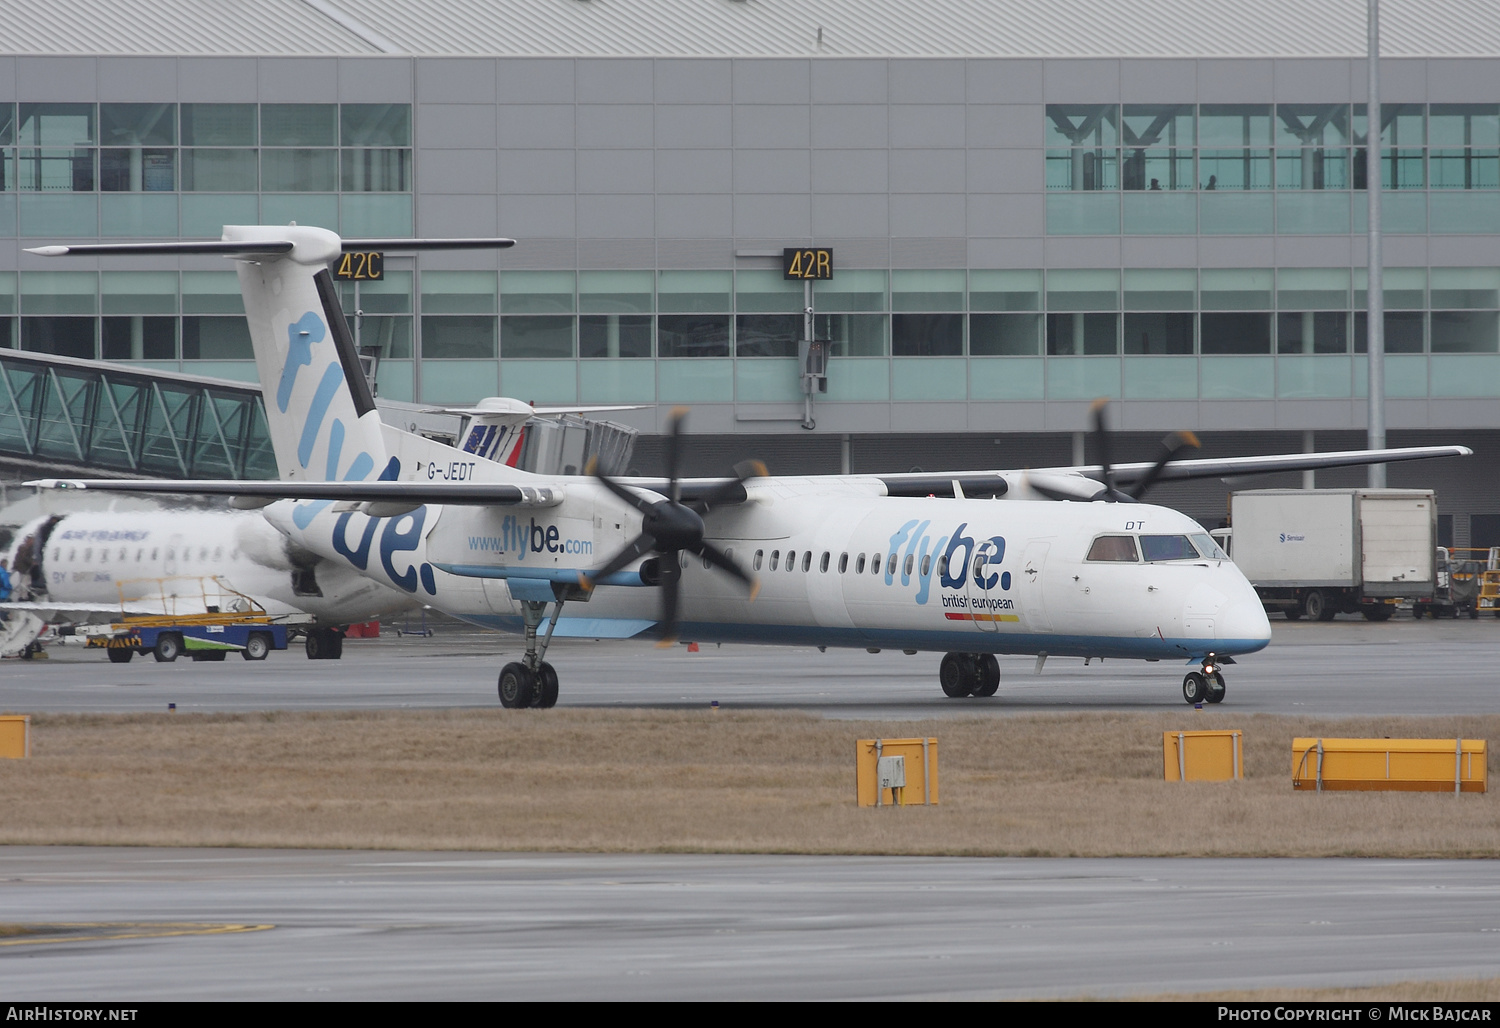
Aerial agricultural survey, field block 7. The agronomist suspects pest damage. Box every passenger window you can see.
[703,553,711,569]
[679,551,689,568]
[820,552,830,573]
[753,549,763,571]
[886,554,897,577]
[873,554,883,575]
[786,550,796,572]
[855,554,866,574]
[770,550,779,571]
[921,554,931,577]
[213,547,222,561]
[1086,536,1139,562]
[973,554,986,577]
[904,554,915,576]
[83,548,92,562]
[938,556,948,577]
[118,548,126,560]
[152,549,159,560]
[802,551,811,573]
[1140,535,1198,561]
[838,553,848,574]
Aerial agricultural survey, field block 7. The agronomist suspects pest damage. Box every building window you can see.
[1046,104,1119,191]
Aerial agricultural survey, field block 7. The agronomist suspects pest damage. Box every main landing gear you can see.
[1181,654,1227,705]
[938,652,1001,698]
[498,597,563,709]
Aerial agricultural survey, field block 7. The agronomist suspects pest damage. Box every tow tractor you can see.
[77,576,304,662]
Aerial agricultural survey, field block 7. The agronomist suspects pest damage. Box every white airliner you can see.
[0,506,420,659]
[25,226,1471,706]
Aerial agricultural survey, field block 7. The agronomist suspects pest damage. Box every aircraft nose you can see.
[1216,589,1272,653]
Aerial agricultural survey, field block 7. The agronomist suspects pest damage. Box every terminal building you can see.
[1,0,1498,540]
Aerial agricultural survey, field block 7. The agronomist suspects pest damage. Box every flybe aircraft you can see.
[26,226,1470,708]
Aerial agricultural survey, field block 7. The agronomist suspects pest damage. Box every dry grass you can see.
[0,709,1495,856]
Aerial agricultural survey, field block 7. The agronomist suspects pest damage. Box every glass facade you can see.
[1047,103,1500,236]
[1,103,411,237]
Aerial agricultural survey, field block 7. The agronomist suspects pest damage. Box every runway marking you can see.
[0,922,274,946]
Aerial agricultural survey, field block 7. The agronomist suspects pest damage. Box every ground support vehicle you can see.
[1211,489,1436,622]
[82,612,291,663]
[1413,547,1488,619]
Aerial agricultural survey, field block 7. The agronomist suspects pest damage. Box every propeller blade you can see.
[1125,431,1201,501]
[578,532,657,591]
[587,457,660,517]
[664,406,688,504]
[655,553,682,646]
[687,458,768,515]
[691,541,759,598]
[1090,397,1117,496]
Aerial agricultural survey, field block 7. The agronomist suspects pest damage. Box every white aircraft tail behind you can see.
[228,225,393,485]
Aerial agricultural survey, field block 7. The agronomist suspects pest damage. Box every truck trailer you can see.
[1210,489,1437,622]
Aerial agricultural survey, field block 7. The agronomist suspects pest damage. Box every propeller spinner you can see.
[579,408,763,644]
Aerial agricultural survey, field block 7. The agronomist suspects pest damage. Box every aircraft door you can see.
[1017,540,1053,633]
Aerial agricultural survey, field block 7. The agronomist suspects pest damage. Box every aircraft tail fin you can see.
[28,226,515,485]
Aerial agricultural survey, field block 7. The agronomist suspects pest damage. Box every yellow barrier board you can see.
[1163,730,1243,781]
[1292,738,1487,793]
[856,738,938,807]
[0,715,30,759]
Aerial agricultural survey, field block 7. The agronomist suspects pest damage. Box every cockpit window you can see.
[1087,535,1139,562]
[1190,533,1229,560]
[1140,535,1200,561]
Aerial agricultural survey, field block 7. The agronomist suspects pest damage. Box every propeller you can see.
[1090,398,1201,503]
[579,407,763,645]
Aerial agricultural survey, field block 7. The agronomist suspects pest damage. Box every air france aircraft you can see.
[1,507,422,659]
[26,226,1471,707]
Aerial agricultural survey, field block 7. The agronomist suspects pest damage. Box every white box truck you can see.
[1209,489,1437,622]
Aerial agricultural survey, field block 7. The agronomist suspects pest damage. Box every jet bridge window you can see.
[1139,535,1200,561]
[1086,535,1140,562]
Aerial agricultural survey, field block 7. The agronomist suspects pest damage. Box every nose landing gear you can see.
[1182,654,1227,705]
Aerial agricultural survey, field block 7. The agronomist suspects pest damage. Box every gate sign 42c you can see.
[783,247,833,280]
[334,251,384,281]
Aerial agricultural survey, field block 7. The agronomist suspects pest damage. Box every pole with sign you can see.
[784,248,832,430]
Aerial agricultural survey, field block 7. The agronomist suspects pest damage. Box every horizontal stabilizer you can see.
[27,237,515,258]
[26,478,563,508]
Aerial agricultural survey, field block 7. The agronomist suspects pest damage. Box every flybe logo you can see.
[468,515,593,559]
[331,507,439,596]
[883,520,1009,605]
[279,309,398,533]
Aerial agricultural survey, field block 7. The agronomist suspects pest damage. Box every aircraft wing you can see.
[1048,445,1473,486]
[26,478,568,507]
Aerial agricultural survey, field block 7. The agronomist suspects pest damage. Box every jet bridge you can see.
[0,349,276,481]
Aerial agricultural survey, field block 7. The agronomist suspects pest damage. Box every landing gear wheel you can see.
[971,654,1000,697]
[107,647,133,664]
[242,633,271,661]
[1182,671,1208,704]
[535,662,559,708]
[153,633,182,662]
[305,628,344,660]
[1303,590,1333,622]
[1205,671,1226,704]
[498,662,536,709]
[939,652,975,698]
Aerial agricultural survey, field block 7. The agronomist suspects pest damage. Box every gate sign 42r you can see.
[783,247,833,280]
[334,251,384,281]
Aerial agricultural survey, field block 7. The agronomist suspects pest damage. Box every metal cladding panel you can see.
[0,0,375,55]
[6,0,1500,57]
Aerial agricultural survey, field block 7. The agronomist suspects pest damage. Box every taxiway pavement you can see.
[2,848,1498,1001]
[4,614,1499,718]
